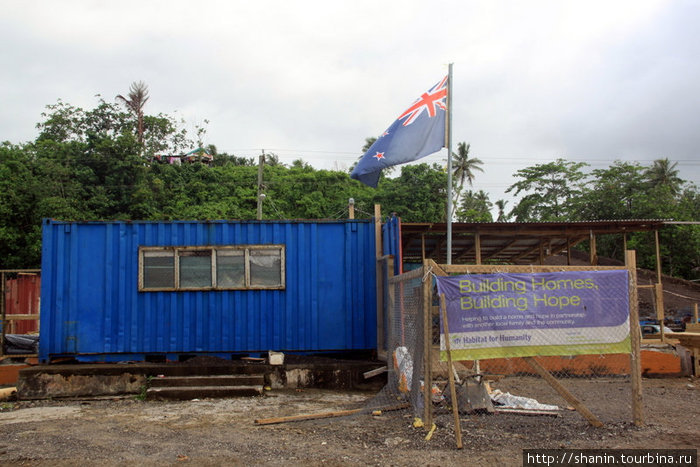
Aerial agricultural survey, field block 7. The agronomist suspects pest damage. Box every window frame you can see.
[138,245,285,291]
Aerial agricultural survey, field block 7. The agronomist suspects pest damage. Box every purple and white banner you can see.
[435,270,631,360]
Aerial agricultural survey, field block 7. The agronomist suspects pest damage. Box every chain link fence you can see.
[371,256,644,432]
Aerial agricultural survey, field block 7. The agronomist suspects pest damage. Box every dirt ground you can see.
[0,377,698,467]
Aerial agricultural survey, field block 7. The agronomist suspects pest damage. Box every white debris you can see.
[393,346,413,393]
[268,351,285,365]
[490,389,559,411]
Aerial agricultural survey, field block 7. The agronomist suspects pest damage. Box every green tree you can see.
[456,190,493,222]
[575,161,648,220]
[506,159,588,221]
[645,158,683,196]
[376,163,447,222]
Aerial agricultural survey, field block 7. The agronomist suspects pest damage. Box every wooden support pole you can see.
[375,204,384,360]
[655,282,665,343]
[566,237,572,266]
[348,198,355,219]
[440,293,463,449]
[625,250,644,426]
[589,231,598,265]
[539,241,544,265]
[524,357,603,427]
[422,261,433,427]
[474,231,481,265]
[694,303,699,324]
[0,271,4,357]
[654,230,662,284]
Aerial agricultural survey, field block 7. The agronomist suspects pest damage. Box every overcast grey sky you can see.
[2,0,699,211]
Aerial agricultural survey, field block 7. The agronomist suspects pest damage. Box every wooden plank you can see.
[363,366,387,379]
[426,259,448,277]
[524,356,603,427]
[492,408,558,417]
[0,387,17,401]
[388,266,423,284]
[2,314,40,321]
[440,293,463,449]
[626,250,644,426]
[0,269,41,273]
[441,264,626,274]
[255,408,363,425]
[253,403,409,425]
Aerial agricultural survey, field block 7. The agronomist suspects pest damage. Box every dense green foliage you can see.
[1,97,698,280]
[0,99,448,268]
[506,159,700,278]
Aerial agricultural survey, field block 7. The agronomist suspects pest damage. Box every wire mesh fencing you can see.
[370,257,644,430]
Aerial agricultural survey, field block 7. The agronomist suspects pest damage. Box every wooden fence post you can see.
[626,250,644,426]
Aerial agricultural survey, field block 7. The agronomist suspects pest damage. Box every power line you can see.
[225,148,700,165]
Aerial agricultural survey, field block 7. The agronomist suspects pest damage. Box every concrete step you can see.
[146,385,264,400]
[149,374,264,388]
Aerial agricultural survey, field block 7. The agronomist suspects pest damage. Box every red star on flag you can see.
[373,152,385,160]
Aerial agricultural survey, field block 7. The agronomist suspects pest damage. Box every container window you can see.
[250,249,282,287]
[139,245,284,291]
[179,250,212,288]
[143,251,175,288]
[217,250,245,288]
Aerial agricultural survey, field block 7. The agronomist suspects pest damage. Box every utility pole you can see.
[257,150,264,220]
[348,198,355,219]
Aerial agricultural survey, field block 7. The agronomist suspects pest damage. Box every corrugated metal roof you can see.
[400,219,666,265]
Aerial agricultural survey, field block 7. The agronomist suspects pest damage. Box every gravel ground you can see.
[0,377,698,466]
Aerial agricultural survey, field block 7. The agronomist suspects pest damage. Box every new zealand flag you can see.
[351,75,447,187]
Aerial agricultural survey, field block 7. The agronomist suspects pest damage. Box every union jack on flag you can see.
[351,75,448,188]
[397,76,448,126]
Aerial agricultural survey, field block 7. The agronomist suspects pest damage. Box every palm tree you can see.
[450,142,484,217]
[361,137,377,153]
[495,199,509,222]
[116,81,150,150]
[645,158,683,195]
[452,142,484,189]
[265,153,284,167]
[350,136,395,175]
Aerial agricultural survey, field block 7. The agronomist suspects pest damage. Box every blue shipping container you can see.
[39,219,377,362]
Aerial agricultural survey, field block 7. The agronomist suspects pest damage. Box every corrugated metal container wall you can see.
[39,219,376,362]
[382,215,402,275]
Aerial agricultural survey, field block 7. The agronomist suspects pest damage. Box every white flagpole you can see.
[446,63,454,264]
